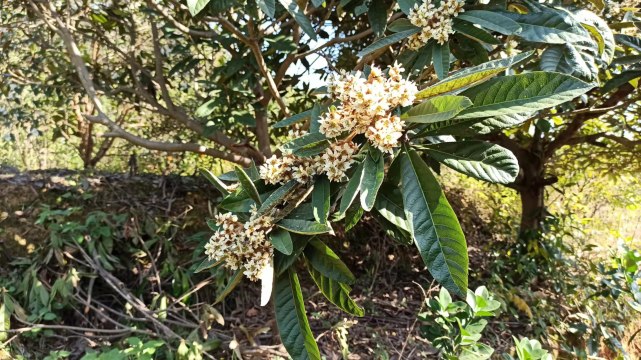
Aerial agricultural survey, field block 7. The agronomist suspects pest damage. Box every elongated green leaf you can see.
[304,239,355,284]
[187,0,211,16]
[258,0,276,18]
[275,235,312,276]
[457,72,593,119]
[357,28,421,58]
[540,43,598,81]
[416,52,533,99]
[274,270,321,360]
[400,148,468,297]
[194,257,222,273]
[404,96,472,123]
[432,43,450,80]
[257,180,298,217]
[214,269,243,304]
[602,70,641,93]
[452,19,500,44]
[307,264,364,316]
[344,202,364,232]
[200,168,229,195]
[397,0,418,15]
[312,176,330,224]
[277,219,332,235]
[615,34,641,53]
[502,9,590,44]
[235,166,261,205]
[575,9,615,63]
[457,10,522,35]
[220,189,274,212]
[270,228,294,255]
[272,110,312,128]
[375,184,410,232]
[360,149,384,211]
[421,141,519,184]
[388,19,418,33]
[368,0,387,37]
[278,0,317,40]
[337,162,365,217]
[282,133,329,157]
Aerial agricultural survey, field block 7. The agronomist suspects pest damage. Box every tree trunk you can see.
[519,184,545,233]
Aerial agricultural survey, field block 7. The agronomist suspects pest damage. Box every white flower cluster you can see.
[260,140,359,184]
[204,210,273,281]
[407,0,465,49]
[320,63,417,153]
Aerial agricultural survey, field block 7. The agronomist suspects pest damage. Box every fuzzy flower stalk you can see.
[407,0,465,49]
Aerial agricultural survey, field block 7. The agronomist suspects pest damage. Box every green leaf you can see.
[404,96,472,123]
[199,168,229,196]
[360,149,385,211]
[397,0,418,15]
[388,19,418,33]
[431,113,532,136]
[344,202,364,232]
[502,9,590,44]
[234,166,262,206]
[375,184,411,232]
[540,44,598,81]
[258,0,276,18]
[257,180,298,217]
[432,43,450,80]
[304,239,355,284]
[357,28,421,58]
[421,141,519,184]
[312,176,330,224]
[270,228,294,255]
[307,263,364,316]
[274,270,321,360]
[195,98,217,117]
[0,298,9,342]
[275,235,312,276]
[281,133,329,157]
[337,162,365,217]
[615,34,641,53]
[194,258,222,273]
[575,9,615,63]
[272,110,312,128]
[279,0,317,40]
[452,19,500,44]
[457,72,593,119]
[400,148,468,297]
[277,219,332,235]
[214,269,243,304]
[187,0,211,16]
[457,10,522,35]
[602,70,641,93]
[368,0,387,37]
[416,52,533,99]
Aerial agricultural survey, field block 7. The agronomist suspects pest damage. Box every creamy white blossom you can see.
[407,0,465,49]
[204,209,273,281]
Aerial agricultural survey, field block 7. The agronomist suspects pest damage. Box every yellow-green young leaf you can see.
[277,219,332,235]
[274,270,321,360]
[304,238,355,284]
[403,96,472,123]
[214,269,244,304]
[457,72,593,119]
[270,228,294,255]
[0,296,10,342]
[400,148,468,297]
[312,176,330,224]
[421,141,519,184]
[306,262,364,317]
[199,168,229,195]
[234,166,261,206]
[416,52,533,99]
[360,149,385,211]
